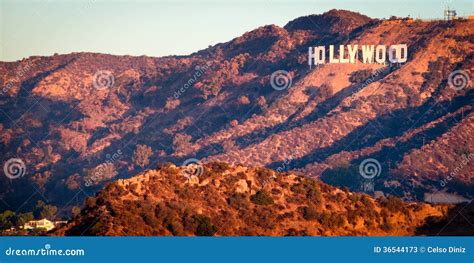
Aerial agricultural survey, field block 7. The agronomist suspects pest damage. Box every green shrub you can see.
[132,144,153,168]
[319,212,345,229]
[33,201,57,220]
[0,210,16,229]
[381,195,404,213]
[250,190,274,206]
[156,163,179,175]
[380,220,394,232]
[207,162,230,174]
[164,212,184,236]
[290,179,322,203]
[101,182,126,200]
[256,168,273,179]
[360,194,375,210]
[303,205,319,220]
[349,69,373,84]
[141,210,160,228]
[304,179,322,203]
[194,215,217,236]
[85,197,97,209]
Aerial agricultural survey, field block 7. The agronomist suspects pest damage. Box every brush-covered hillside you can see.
[0,9,472,217]
[52,163,473,236]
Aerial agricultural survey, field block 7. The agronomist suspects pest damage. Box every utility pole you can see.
[444,6,457,21]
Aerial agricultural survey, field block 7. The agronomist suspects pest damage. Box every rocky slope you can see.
[0,10,472,216]
[53,163,473,236]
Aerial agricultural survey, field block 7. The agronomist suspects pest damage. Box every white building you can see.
[23,219,55,231]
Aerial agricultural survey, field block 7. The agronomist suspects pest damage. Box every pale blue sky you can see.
[1,0,472,62]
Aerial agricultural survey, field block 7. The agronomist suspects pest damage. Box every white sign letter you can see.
[362,45,374,64]
[375,45,386,64]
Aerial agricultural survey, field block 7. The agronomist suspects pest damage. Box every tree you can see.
[66,173,81,190]
[237,95,250,105]
[15,212,33,227]
[164,98,180,111]
[250,190,274,206]
[349,69,373,84]
[132,144,153,168]
[85,197,97,208]
[33,200,57,220]
[257,96,267,107]
[319,84,333,98]
[101,163,118,180]
[303,205,319,220]
[382,195,404,213]
[84,163,118,186]
[71,206,81,218]
[0,210,16,229]
[319,212,345,229]
[172,133,193,156]
[31,171,52,191]
[194,215,218,236]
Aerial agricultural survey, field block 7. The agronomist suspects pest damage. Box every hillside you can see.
[53,163,473,236]
[0,9,472,217]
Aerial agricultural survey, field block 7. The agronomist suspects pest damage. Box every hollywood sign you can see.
[308,44,408,67]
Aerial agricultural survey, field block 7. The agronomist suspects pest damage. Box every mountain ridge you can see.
[52,163,473,236]
[0,9,472,219]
